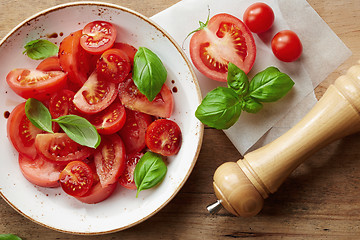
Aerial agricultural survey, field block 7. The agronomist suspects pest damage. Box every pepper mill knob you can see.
[211,64,360,217]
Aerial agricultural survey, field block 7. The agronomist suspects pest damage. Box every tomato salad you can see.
[5,21,182,204]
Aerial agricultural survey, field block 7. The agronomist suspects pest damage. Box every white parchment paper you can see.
[151,0,351,155]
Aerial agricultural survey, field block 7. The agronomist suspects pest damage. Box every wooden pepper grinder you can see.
[208,64,360,217]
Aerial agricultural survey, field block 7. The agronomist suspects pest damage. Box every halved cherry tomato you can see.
[36,56,62,72]
[189,13,256,81]
[118,108,153,154]
[59,161,94,197]
[118,152,143,190]
[7,102,46,159]
[145,119,182,156]
[6,69,67,100]
[87,99,126,135]
[113,42,138,64]
[76,182,117,204]
[73,71,118,114]
[243,3,275,33]
[19,154,64,188]
[80,21,117,54]
[271,30,302,62]
[94,134,126,187]
[35,133,94,163]
[49,89,79,119]
[96,48,131,83]
[118,78,173,118]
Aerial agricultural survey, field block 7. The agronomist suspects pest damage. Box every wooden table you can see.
[1,0,360,239]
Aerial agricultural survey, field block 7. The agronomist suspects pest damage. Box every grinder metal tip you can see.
[207,200,223,214]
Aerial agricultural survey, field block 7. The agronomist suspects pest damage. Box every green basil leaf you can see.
[52,115,101,148]
[134,151,167,197]
[195,87,242,129]
[242,97,263,113]
[23,39,59,60]
[132,47,167,101]
[249,66,294,102]
[0,234,22,240]
[25,98,54,133]
[227,62,249,97]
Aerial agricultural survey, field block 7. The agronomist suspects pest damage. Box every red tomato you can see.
[80,21,117,54]
[49,89,79,119]
[118,152,143,190]
[59,161,94,197]
[96,48,131,83]
[118,108,153,154]
[59,30,97,89]
[243,3,275,33]
[145,119,182,156]
[18,154,63,188]
[7,102,45,159]
[76,182,117,204]
[35,133,94,163]
[73,71,118,114]
[271,30,303,62]
[189,13,256,82]
[87,99,126,135]
[36,56,62,71]
[94,134,126,187]
[118,78,173,118]
[113,42,137,64]
[6,69,67,100]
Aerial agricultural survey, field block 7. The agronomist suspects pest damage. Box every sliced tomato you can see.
[96,48,131,83]
[145,119,182,156]
[36,56,62,72]
[189,13,256,82]
[80,21,117,54]
[73,71,118,114]
[59,30,97,90]
[94,134,126,187]
[6,69,67,100]
[19,154,63,188]
[118,108,153,154]
[113,42,137,64]
[118,152,143,190]
[49,89,79,119]
[35,133,94,163]
[59,161,94,197]
[7,102,45,159]
[118,78,173,118]
[87,99,126,135]
[76,182,117,204]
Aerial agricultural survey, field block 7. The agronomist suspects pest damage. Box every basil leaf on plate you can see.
[249,66,294,102]
[52,115,101,148]
[195,87,242,130]
[132,47,167,101]
[242,97,263,113]
[134,151,167,197]
[25,98,54,133]
[23,39,59,60]
[227,62,249,96]
[0,234,22,240]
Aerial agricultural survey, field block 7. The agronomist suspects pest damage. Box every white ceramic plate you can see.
[0,2,203,234]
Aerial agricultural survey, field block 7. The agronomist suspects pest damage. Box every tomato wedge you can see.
[113,42,137,65]
[73,71,118,114]
[6,69,67,100]
[118,152,143,190]
[35,133,94,163]
[59,161,94,197]
[76,182,117,204]
[49,89,79,118]
[189,13,256,82]
[118,78,173,118]
[94,134,126,187]
[36,56,62,72]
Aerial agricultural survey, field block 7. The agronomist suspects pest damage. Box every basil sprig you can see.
[134,151,167,197]
[195,63,294,129]
[23,39,59,60]
[132,47,167,101]
[25,98,101,148]
[0,234,22,240]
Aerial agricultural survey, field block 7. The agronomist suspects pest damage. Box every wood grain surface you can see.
[1,0,360,239]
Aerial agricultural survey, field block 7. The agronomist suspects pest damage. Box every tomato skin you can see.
[113,42,137,64]
[189,13,256,82]
[6,69,68,100]
[118,152,143,190]
[19,154,63,188]
[118,108,153,154]
[59,161,94,197]
[76,182,117,204]
[36,56,62,72]
[80,21,117,54]
[118,78,173,118]
[243,3,275,33]
[49,89,79,119]
[145,119,182,156]
[271,30,303,62]
[94,134,126,187]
